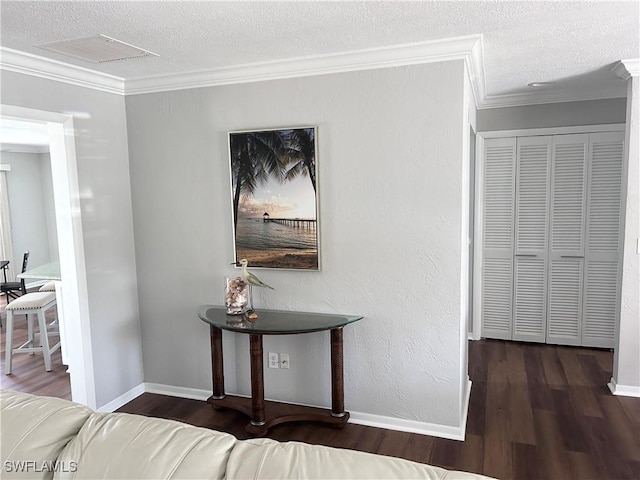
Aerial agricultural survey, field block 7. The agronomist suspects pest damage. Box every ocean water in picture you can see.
[235,217,317,251]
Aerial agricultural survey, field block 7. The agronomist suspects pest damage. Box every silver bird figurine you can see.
[238,259,274,290]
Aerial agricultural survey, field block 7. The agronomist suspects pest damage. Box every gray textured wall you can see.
[1,70,143,408]
[126,61,470,429]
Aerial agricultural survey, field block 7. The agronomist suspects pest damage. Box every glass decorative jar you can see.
[225,277,248,315]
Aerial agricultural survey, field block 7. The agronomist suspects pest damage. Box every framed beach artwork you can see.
[228,126,319,270]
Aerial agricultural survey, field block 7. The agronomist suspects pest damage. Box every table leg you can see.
[249,334,265,426]
[210,326,225,399]
[331,327,346,417]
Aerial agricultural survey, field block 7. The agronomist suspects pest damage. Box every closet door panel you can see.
[584,260,618,348]
[547,135,588,345]
[548,259,583,344]
[583,132,624,348]
[481,138,516,339]
[513,257,546,341]
[513,136,551,342]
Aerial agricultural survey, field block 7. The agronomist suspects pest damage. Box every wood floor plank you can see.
[376,429,415,461]
[597,393,640,462]
[340,424,384,454]
[508,383,537,445]
[483,355,513,479]
[483,432,512,480]
[556,346,590,386]
[487,339,507,363]
[452,433,484,475]
[512,442,544,480]
[618,395,640,426]
[568,385,604,418]
[583,415,638,480]
[594,348,615,373]
[505,341,528,385]
[522,345,548,385]
[468,340,488,383]
[551,388,592,453]
[399,434,435,466]
[567,451,606,480]
[578,352,610,386]
[430,438,460,470]
[541,346,568,389]
[532,409,573,480]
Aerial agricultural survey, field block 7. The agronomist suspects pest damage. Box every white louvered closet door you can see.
[583,131,624,348]
[513,136,552,343]
[547,135,588,345]
[481,138,516,340]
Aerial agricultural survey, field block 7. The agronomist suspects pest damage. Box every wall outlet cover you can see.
[268,352,279,369]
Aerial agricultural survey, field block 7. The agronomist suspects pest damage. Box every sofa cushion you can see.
[54,412,237,480]
[226,437,491,480]
[0,390,93,480]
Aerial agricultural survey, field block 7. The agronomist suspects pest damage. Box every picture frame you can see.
[228,126,319,270]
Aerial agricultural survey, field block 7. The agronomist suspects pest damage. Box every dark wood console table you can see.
[198,306,362,435]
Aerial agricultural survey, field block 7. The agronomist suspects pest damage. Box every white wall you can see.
[1,71,143,408]
[613,74,640,394]
[126,61,470,430]
[0,150,55,271]
[477,98,627,132]
[40,152,59,262]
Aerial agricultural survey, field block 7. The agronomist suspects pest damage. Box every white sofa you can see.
[1,390,493,479]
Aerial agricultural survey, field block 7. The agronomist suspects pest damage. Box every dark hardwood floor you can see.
[0,291,70,399]
[117,340,640,480]
[1,297,638,480]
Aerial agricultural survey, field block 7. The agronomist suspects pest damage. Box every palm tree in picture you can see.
[281,128,316,192]
[230,131,286,232]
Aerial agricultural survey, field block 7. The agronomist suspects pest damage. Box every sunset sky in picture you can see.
[238,174,316,220]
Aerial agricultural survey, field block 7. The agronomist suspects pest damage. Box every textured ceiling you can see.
[0,0,638,102]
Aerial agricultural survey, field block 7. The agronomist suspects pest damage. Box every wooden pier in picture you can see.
[263,213,316,229]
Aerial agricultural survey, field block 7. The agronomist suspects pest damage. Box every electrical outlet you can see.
[268,352,279,369]
[280,353,290,369]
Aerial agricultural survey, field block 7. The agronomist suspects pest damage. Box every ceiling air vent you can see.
[36,34,158,63]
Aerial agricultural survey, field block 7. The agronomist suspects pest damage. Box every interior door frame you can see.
[472,123,625,341]
[1,104,96,408]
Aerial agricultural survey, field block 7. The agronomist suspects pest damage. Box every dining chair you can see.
[4,291,60,374]
[1,251,29,303]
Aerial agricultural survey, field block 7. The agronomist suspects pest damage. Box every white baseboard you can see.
[348,411,465,441]
[608,377,640,397]
[97,383,145,412]
[144,382,211,401]
[140,382,470,441]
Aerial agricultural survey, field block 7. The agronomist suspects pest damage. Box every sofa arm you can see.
[53,412,237,480]
[226,438,494,480]
[1,391,92,480]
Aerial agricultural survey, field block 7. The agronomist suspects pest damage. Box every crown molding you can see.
[124,35,484,95]
[1,37,485,98]
[0,47,125,95]
[462,36,486,109]
[613,59,640,80]
[1,41,631,110]
[478,87,626,110]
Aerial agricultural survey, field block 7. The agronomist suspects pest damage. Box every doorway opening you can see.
[0,105,95,408]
